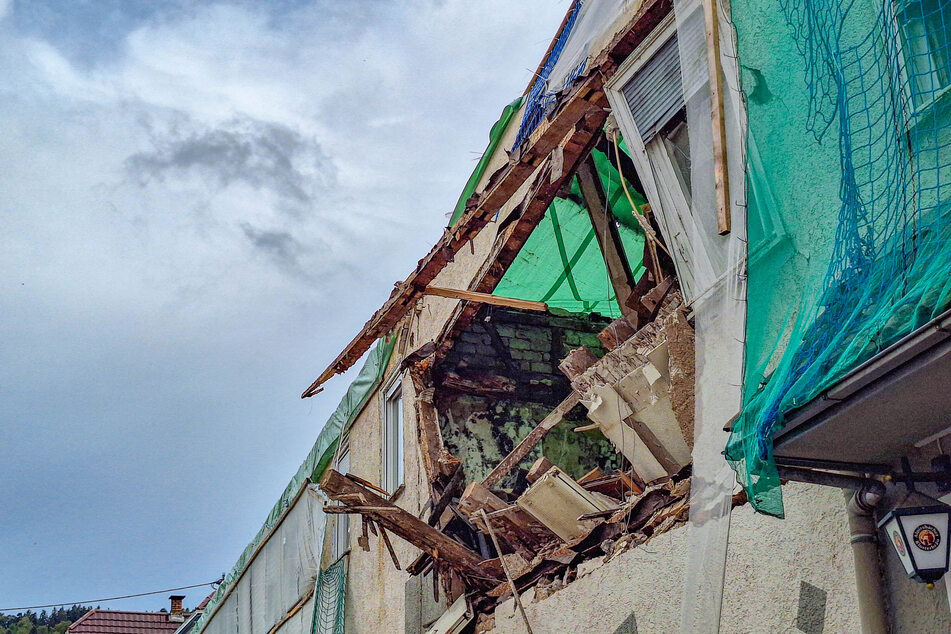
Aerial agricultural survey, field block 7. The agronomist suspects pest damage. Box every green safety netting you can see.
[312,558,346,634]
[449,93,649,318]
[194,336,396,634]
[449,96,525,227]
[494,145,649,317]
[727,0,951,516]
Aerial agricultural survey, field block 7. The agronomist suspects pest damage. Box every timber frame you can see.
[301,0,673,399]
[311,0,725,618]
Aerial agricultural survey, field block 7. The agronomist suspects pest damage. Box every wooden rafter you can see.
[424,286,547,312]
[576,156,639,321]
[301,0,673,398]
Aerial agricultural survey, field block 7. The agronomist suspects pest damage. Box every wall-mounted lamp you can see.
[878,504,951,586]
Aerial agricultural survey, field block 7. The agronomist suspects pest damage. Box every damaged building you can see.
[191,0,951,632]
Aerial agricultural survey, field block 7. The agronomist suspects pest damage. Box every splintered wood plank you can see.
[703,0,732,234]
[320,470,495,581]
[424,286,547,312]
[558,347,600,381]
[526,457,556,483]
[409,368,452,484]
[481,392,582,489]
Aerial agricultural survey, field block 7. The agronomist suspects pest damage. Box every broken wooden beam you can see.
[598,315,639,351]
[320,470,497,582]
[703,0,732,234]
[424,286,547,312]
[577,157,639,322]
[458,483,544,557]
[639,276,674,321]
[323,505,401,514]
[409,367,459,482]
[441,371,517,396]
[481,392,582,489]
[345,472,390,498]
[428,463,467,527]
[378,523,402,570]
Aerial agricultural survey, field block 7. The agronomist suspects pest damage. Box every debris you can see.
[516,467,614,542]
[558,347,600,381]
[526,456,556,483]
[480,392,582,489]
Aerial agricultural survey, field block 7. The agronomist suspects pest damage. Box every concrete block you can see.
[529,337,551,352]
[508,338,531,351]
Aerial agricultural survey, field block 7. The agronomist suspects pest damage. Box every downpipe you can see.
[777,466,889,634]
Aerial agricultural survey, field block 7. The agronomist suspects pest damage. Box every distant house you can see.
[68,595,209,634]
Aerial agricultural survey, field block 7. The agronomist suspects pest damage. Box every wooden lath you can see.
[301,0,673,398]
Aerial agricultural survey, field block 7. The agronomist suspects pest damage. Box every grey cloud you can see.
[240,223,316,282]
[126,117,336,208]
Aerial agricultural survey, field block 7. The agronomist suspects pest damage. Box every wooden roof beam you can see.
[301,0,673,398]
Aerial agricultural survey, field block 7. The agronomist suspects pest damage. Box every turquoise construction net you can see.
[728,0,951,515]
[312,559,346,634]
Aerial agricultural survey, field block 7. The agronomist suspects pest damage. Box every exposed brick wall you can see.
[435,306,617,491]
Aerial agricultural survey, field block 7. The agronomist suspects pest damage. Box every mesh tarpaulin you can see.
[727,0,951,515]
[449,97,524,228]
[194,337,395,634]
[493,147,648,317]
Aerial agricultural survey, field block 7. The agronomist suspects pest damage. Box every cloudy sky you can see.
[0,0,569,613]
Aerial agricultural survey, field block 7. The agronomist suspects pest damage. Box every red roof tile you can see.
[194,592,214,611]
[68,609,183,634]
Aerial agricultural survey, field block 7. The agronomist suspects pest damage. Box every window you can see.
[382,377,404,494]
[897,0,951,108]
[607,10,785,299]
[607,13,719,300]
[332,435,351,559]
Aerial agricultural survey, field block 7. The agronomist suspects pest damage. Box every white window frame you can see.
[891,0,951,112]
[381,374,405,495]
[606,8,784,302]
[331,433,351,560]
[606,12,713,301]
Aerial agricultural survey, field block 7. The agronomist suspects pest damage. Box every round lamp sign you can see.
[914,524,940,551]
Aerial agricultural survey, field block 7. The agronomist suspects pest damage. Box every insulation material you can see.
[514,0,640,149]
[614,342,693,468]
[547,0,642,93]
[516,466,615,542]
[583,384,668,482]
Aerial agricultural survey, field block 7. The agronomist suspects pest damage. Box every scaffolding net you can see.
[728,0,951,515]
